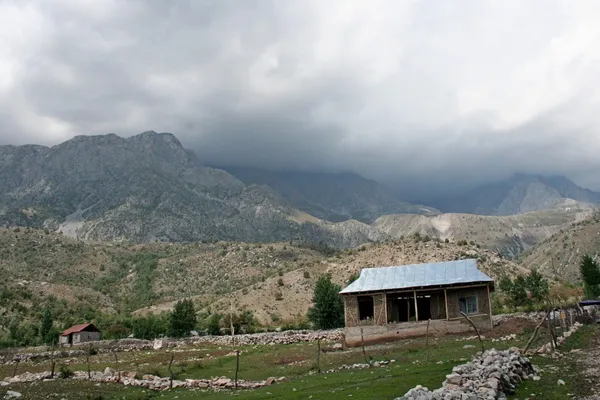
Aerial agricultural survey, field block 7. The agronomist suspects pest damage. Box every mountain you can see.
[522,211,600,282]
[220,166,439,223]
[373,207,594,259]
[427,173,600,216]
[0,132,385,247]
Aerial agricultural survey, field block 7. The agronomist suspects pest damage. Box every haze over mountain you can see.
[427,173,600,216]
[220,166,439,223]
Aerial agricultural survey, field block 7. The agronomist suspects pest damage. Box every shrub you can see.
[59,365,74,379]
[307,273,344,329]
[277,278,284,287]
[303,271,311,279]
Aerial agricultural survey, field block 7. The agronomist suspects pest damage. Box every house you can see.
[59,323,101,346]
[339,259,494,346]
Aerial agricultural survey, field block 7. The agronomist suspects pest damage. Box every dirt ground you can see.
[489,317,538,338]
[577,326,600,400]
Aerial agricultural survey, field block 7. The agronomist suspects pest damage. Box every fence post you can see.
[317,339,321,373]
[425,319,431,363]
[235,350,240,389]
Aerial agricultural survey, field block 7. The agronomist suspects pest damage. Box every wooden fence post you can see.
[235,350,240,389]
[317,339,321,373]
[168,354,175,389]
[425,319,431,363]
[460,312,485,353]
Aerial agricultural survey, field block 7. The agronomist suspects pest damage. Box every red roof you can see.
[60,323,98,336]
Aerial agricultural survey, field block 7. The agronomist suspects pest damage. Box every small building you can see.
[339,259,494,346]
[59,323,101,346]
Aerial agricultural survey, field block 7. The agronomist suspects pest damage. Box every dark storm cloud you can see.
[1,0,600,196]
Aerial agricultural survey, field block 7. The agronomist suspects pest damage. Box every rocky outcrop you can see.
[395,348,535,400]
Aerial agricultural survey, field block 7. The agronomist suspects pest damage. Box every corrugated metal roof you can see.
[60,323,98,336]
[339,259,492,294]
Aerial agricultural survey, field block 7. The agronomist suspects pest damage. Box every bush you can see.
[303,271,311,279]
[277,278,284,287]
[59,365,74,379]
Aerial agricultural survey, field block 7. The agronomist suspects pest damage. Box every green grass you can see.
[3,324,597,400]
[510,324,599,400]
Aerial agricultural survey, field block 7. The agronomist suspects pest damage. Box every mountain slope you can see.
[428,173,599,216]
[521,211,600,282]
[220,166,439,223]
[0,132,384,247]
[373,207,594,258]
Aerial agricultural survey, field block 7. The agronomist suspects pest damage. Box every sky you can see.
[1,0,600,197]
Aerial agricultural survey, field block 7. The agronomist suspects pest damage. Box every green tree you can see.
[169,298,197,337]
[499,269,549,308]
[40,308,54,344]
[580,254,600,299]
[307,273,344,329]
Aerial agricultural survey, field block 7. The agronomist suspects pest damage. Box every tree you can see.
[499,269,549,308]
[169,298,197,337]
[40,308,55,345]
[307,274,344,330]
[580,254,600,299]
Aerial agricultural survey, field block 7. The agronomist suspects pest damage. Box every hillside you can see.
[136,238,528,324]
[0,132,385,248]
[0,228,526,331]
[427,173,599,216]
[522,211,600,282]
[220,166,439,223]
[372,207,594,258]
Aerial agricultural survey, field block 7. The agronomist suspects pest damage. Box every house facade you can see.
[339,259,494,347]
[59,323,101,346]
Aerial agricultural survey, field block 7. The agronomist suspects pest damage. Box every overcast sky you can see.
[1,0,600,197]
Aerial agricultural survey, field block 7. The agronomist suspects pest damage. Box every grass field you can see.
[1,321,598,400]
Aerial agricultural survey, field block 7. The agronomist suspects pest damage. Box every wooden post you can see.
[460,312,485,353]
[12,359,19,378]
[522,311,549,354]
[343,297,348,326]
[86,344,92,379]
[168,354,175,389]
[113,350,120,382]
[425,319,431,363]
[235,350,240,389]
[413,290,419,322]
[444,289,449,320]
[316,339,321,373]
[230,300,235,347]
[486,285,493,331]
[360,328,370,367]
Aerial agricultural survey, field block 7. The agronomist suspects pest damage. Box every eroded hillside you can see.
[522,211,600,282]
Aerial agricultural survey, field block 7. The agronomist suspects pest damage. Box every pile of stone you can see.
[395,347,535,400]
[536,322,582,354]
[2,368,285,392]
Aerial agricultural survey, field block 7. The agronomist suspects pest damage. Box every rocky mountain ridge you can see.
[0,132,385,248]
[428,173,600,216]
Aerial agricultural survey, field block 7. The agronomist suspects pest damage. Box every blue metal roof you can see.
[339,259,493,294]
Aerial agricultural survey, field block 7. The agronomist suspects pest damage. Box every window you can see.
[459,295,478,315]
[357,296,374,320]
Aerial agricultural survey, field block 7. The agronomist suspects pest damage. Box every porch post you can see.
[487,285,493,331]
[413,290,419,322]
[444,288,449,320]
[343,296,348,326]
[384,293,388,324]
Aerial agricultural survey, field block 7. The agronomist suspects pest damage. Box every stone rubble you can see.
[2,369,286,392]
[394,347,535,400]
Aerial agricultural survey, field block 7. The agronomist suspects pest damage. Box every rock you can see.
[557,379,565,386]
[4,392,22,399]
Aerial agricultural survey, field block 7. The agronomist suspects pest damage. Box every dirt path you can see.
[576,326,600,400]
